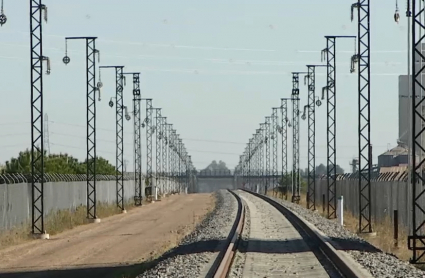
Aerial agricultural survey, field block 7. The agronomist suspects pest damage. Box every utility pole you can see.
[123,72,142,206]
[291,72,307,204]
[30,0,50,238]
[64,37,101,221]
[351,0,373,235]
[321,35,356,218]
[409,0,425,264]
[99,65,130,213]
[303,65,325,210]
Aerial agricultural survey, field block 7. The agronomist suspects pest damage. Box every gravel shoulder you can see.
[137,189,237,278]
[261,191,425,278]
[0,193,214,278]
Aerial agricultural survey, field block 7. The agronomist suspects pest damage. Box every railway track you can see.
[211,189,370,278]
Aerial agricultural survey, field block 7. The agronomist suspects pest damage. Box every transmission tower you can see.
[30,0,50,238]
[321,35,356,218]
[43,113,50,155]
[64,37,100,221]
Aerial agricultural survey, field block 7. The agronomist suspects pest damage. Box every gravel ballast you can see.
[263,192,425,278]
[137,190,238,278]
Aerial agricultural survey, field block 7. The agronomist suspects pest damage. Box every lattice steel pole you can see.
[167,124,173,192]
[30,0,50,237]
[265,117,271,195]
[161,117,168,194]
[351,0,373,234]
[63,37,101,220]
[291,72,307,204]
[280,98,289,200]
[409,0,425,264]
[303,65,325,210]
[99,66,129,213]
[144,99,154,198]
[256,129,261,191]
[272,108,279,196]
[260,123,265,193]
[154,109,162,199]
[123,72,142,206]
[321,35,356,218]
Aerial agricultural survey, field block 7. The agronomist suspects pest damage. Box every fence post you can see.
[322,194,325,213]
[394,209,398,248]
[337,195,344,226]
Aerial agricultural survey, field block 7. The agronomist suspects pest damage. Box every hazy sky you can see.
[0,0,408,172]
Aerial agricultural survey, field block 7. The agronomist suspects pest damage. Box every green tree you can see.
[2,149,116,175]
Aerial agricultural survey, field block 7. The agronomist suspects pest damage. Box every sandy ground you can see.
[0,193,214,278]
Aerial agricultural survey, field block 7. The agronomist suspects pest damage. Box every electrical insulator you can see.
[394,10,400,23]
[321,48,327,62]
[0,0,6,26]
[395,0,400,23]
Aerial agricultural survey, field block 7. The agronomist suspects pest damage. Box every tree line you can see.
[1,149,117,175]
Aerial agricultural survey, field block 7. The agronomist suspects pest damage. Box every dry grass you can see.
[0,200,137,250]
[266,190,412,262]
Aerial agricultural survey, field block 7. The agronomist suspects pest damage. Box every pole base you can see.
[359,231,377,238]
[150,200,155,204]
[121,209,127,214]
[88,218,101,223]
[34,233,50,240]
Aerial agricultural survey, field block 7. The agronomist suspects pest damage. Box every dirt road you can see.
[0,193,214,278]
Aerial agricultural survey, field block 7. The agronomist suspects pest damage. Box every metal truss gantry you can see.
[271,108,279,194]
[352,0,372,234]
[31,0,49,236]
[291,72,306,204]
[280,98,290,199]
[99,66,126,212]
[123,72,142,206]
[322,35,356,218]
[64,37,100,219]
[304,65,326,210]
[409,0,425,264]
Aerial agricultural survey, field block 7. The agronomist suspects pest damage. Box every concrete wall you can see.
[195,177,236,193]
[0,177,184,231]
[314,179,416,231]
